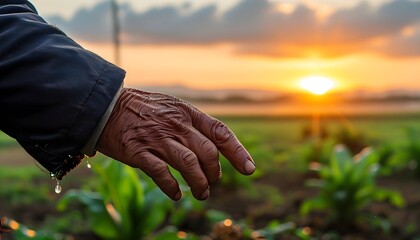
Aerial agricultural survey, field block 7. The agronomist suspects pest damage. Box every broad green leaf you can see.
[300,197,327,215]
[92,158,145,237]
[331,145,352,180]
[374,188,405,208]
[57,190,119,239]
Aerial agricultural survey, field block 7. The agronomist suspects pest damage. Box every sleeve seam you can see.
[64,62,110,143]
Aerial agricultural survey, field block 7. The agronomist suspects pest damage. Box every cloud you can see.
[48,1,114,42]
[46,0,420,58]
[381,28,420,57]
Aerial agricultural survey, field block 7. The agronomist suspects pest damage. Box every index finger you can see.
[190,108,255,175]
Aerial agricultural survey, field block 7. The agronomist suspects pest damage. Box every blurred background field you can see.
[3,0,420,239]
[2,111,420,239]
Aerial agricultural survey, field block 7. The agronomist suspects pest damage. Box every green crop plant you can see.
[57,157,201,240]
[301,138,335,166]
[402,127,420,177]
[373,143,406,175]
[301,145,404,225]
[334,125,368,155]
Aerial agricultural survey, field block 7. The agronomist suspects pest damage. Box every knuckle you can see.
[181,151,198,169]
[233,144,244,155]
[162,177,179,192]
[171,119,191,134]
[147,161,168,177]
[205,163,222,183]
[196,178,209,189]
[128,150,146,168]
[201,140,219,160]
[164,178,179,190]
[211,120,234,144]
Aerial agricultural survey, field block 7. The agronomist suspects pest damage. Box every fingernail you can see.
[244,161,256,174]
[174,191,182,201]
[200,189,210,200]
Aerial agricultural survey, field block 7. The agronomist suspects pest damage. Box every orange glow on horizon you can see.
[77,42,420,94]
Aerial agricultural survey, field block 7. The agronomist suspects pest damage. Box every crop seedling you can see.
[402,127,420,177]
[58,157,200,240]
[334,125,368,155]
[301,145,404,227]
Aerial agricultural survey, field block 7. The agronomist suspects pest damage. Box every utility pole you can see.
[111,0,120,66]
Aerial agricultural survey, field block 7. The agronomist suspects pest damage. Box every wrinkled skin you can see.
[97,88,255,201]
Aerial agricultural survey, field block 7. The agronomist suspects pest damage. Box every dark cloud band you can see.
[47,0,420,58]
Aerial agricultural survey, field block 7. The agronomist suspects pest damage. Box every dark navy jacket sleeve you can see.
[0,1,125,176]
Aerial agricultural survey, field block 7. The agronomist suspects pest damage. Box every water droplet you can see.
[87,161,92,169]
[55,182,62,194]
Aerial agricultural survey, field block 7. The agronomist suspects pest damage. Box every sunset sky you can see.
[33,0,420,94]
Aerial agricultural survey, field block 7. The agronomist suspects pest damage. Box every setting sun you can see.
[299,76,335,95]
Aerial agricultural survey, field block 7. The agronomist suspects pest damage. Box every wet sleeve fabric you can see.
[0,0,125,176]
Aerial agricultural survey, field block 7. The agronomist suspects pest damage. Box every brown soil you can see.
[207,171,420,240]
[1,162,420,239]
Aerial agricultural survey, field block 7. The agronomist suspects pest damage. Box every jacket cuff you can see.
[81,83,124,157]
[50,62,125,180]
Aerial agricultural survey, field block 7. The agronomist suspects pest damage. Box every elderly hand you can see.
[97,88,255,201]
